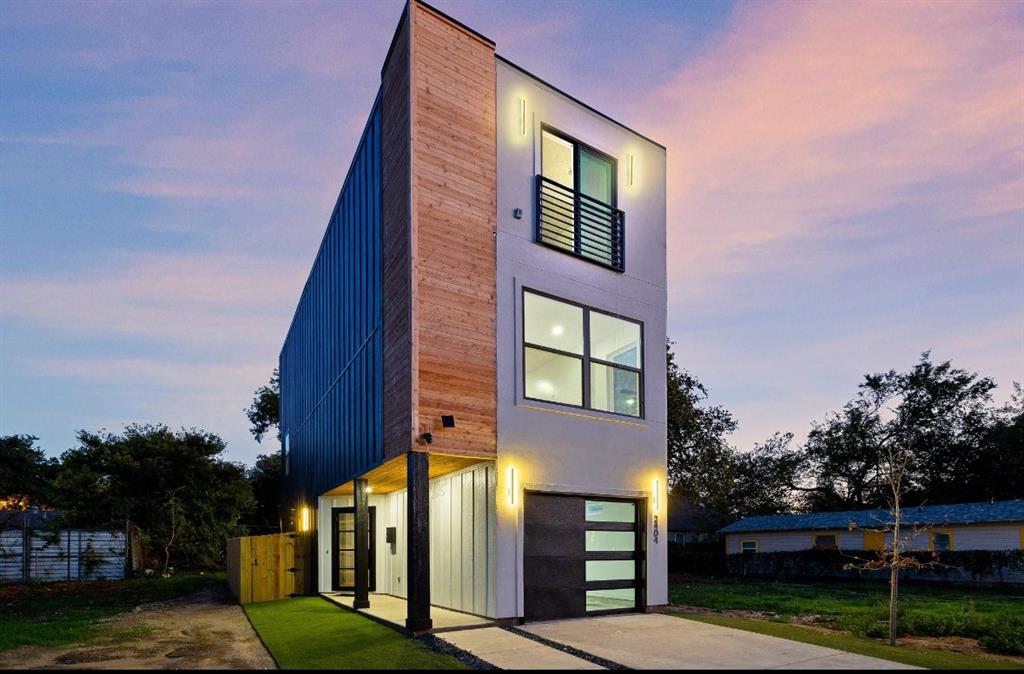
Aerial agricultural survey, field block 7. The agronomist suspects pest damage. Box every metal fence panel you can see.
[1,527,129,583]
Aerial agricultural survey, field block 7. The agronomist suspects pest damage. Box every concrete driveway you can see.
[520,613,918,669]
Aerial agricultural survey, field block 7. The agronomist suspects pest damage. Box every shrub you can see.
[978,622,1024,656]
[668,541,727,576]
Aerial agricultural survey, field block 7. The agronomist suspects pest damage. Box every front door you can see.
[332,506,376,592]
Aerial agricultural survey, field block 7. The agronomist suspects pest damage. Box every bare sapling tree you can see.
[844,361,948,647]
[162,487,184,577]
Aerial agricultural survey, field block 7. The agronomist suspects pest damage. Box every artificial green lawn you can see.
[0,573,223,652]
[669,578,1024,655]
[244,597,467,670]
[673,613,1022,670]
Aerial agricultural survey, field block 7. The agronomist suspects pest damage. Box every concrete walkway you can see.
[323,592,492,631]
[520,613,919,669]
[438,627,605,670]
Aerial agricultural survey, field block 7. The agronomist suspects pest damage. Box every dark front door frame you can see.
[331,506,376,592]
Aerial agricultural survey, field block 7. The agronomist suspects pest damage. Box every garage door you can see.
[523,493,644,621]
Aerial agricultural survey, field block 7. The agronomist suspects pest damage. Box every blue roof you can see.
[719,500,1024,534]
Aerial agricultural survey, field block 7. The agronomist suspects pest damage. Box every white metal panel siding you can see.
[952,524,1021,550]
[381,490,406,598]
[429,463,495,617]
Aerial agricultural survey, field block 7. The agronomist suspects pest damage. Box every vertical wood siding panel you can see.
[410,3,497,459]
[382,11,414,461]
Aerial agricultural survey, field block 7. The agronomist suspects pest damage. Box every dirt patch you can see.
[0,585,276,670]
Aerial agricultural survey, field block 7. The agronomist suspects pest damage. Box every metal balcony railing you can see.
[536,174,625,272]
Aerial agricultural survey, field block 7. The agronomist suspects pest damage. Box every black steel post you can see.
[405,451,432,633]
[354,478,371,609]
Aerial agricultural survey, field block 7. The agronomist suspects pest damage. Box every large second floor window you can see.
[538,128,624,271]
[523,289,643,417]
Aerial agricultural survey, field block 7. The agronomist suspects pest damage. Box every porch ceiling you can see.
[322,452,491,496]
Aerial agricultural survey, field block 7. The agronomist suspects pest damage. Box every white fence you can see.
[0,528,130,583]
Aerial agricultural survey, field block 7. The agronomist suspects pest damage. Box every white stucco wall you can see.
[494,59,669,618]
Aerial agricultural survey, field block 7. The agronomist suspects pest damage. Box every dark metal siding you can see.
[280,98,383,515]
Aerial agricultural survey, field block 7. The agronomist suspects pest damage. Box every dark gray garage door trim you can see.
[523,491,647,621]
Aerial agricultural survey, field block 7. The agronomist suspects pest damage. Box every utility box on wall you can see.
[385,526,397,554]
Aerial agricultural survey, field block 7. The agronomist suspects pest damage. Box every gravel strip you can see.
[418,634,498,670]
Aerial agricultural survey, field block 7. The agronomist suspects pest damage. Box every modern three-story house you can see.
[279,0,667,632]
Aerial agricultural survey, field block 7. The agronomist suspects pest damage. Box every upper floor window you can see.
[522,289,643,417]
[537,128,625,271]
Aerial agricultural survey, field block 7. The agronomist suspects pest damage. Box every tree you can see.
[732,433,804,517]
[975,383,1024,500]
[666,341,738,517]
[666,341,802,520]
[802,404,887,510]
[837,358,948,646]
[55,424,253,569]
[0,435,57,510]
[246,369,280,443]
[802,352,1014,511]
[247,452,282,532]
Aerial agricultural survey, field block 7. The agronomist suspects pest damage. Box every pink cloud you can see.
[0,252,305,350]
[639,0,1023,304]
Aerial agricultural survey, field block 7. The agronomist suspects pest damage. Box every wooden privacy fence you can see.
[0,527,133,583]
[227,532,311,604]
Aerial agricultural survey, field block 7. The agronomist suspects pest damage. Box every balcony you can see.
[536,174,625,272]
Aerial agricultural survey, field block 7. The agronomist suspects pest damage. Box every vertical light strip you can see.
[627,153,635,187]
[652,478,660,514]
[300,506,311,532]
[507,465,517,506]
[518,97,527,136]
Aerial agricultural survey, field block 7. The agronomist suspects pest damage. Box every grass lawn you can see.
[0,573,224,652]
[669,578,1024,657]
[673,613,1022,670]
[244,597,468,670]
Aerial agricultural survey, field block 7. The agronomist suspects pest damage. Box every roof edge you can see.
[495,54,667,151]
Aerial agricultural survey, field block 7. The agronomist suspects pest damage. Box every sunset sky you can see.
[2,0,1022,465]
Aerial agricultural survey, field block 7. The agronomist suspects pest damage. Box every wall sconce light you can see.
[518,96,527,136]
[507,465,517,506]
[299,506,311,532]
[652,478,660,514]
[627,153,636,187]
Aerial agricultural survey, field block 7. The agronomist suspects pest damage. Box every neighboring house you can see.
[278,1,667,631]
[667,499,726,546]
[720,500,1024,555]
